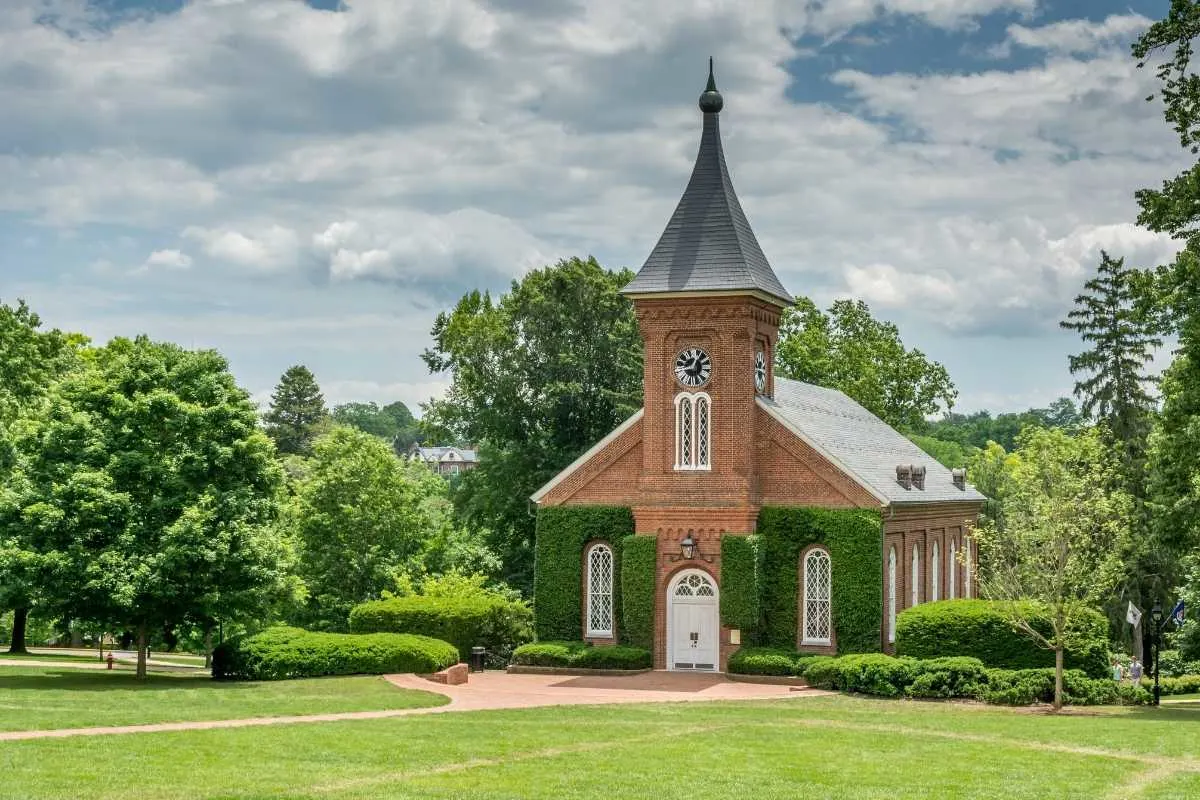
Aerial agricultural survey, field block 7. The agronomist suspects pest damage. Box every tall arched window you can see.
[802,548,832,646]
[964,538,973,598]
[949,540,958,600]
[674,392,711,470]
[888,546,897,643]
[911,544,921,607]
[931,540,940,602]
[585,544,614,637]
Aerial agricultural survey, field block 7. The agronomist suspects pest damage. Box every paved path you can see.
[0,671,821,742]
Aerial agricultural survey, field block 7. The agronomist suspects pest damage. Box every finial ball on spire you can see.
[699,56,723,113]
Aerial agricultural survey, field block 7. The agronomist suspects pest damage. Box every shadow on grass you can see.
[0,670,236,693]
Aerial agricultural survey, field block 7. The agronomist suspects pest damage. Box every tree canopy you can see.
[263,365,329,456]
[775,297,957,431]
[422,256,643,591]
[7,336,285,677]
[331,400,420,452]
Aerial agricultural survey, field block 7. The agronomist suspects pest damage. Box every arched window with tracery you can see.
[888,546,897,643]
[931,540,940,602]
[585,543,614,637]
[675,392,711,470]
[911,544,921,607]
[949,540,958,600]
[802,548,832,646]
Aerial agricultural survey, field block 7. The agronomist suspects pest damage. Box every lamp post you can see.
[1151,601,1163,707]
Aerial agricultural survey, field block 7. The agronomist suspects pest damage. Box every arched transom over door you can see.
[667,570,719,671]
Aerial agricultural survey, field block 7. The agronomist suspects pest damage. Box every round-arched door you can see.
[667,570,719,671]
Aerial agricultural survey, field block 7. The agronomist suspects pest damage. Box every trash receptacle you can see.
[469,646,486,672]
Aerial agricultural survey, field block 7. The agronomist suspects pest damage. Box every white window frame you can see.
[888,546,897,644]
[911,544,921,607]
[949,540,958,600]
[801,547,832,646]
[674,391,712,471]
[931,540,940,602]
[585,543,614,637]
[963,540,969,598]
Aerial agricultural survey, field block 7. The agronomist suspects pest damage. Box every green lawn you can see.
[0,651,106,664]
[0,667,445,731]
[1,692,1198,799]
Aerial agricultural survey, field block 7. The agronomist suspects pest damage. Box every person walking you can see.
[1130,658,1143,684]
[1112,658,1124,682]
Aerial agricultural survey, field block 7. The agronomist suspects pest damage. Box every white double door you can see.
[668,570,719,671]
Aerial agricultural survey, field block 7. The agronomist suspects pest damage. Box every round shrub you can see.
[510,641,651,670]
[349,595,532,669]
[794,655,834,678]
[896,599,1109,678]
[905,657,988,699]
[728,647,800,677]
[212,626,459,681]
[833,654,916,697]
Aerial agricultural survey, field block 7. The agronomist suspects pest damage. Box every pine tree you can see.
[263,365,329,456]
[1060,251,1161,482]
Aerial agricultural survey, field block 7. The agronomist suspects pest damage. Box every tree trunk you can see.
[204,627,213,670]
[8,607,29,654]
[136,623,148,680]
[1053,647,1064,712]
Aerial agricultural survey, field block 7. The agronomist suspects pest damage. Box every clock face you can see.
[674,347,712,388]
[755,350,767,392]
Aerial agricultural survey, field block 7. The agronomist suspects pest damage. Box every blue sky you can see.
[0,0,1183,416]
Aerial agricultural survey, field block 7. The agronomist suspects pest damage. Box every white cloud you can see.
[141,249,193,271]
[1005,14,1151,55]
[182,225,300,271]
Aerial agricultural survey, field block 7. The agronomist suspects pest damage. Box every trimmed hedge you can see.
[895,599,1109,678]
[1141,674,1200,696]
[621,535,657,649]
[726,647,833,678]
[798,652,1147,706]
[758,507,883,654]
[510,641,652,670]
[348,595,532,668]
[720,535,759,633]
[212,626,458,681]
[533,506,634,640]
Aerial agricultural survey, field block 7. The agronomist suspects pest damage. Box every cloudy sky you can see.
[0,0,1185,416]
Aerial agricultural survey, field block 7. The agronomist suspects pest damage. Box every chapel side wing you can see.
[531,410,644,506]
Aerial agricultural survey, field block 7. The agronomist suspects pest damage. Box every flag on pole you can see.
[1127,601,1142,627]
[1171,600,1186,627]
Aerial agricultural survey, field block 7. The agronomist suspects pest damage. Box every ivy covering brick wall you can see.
[620,535,656,649]
[720,534,759,635]
[533,505,634,640]
[758,507,883,654]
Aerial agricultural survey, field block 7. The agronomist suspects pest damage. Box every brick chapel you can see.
[532,62,986,672]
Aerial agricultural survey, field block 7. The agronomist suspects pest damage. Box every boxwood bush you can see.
[895,599,1109,678]
[349,595,532,668]
[796,652,1142,706]
[727,647,833,678]
[212,626,459,681]
[510,641,652,670]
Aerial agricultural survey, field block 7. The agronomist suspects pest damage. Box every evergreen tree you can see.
[263,365,329,456]
[1059,250,1161,485]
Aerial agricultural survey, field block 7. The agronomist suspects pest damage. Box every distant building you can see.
[409,445,479,476]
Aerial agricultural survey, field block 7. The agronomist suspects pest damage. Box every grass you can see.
[0,651,105,664]
[0,666,445,731]
[0,692,1197,799]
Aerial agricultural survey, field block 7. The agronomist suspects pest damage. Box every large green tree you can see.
[262,365,329,455]
[331,400,420,452]
[288,426,493,629]
[975,427,1133,710]
[422,256,643,591]
[924,400,1082,452]
[775,297,956,431]
[1060,250,1161,485]
[0,300,76,653]
[10,336,285,678]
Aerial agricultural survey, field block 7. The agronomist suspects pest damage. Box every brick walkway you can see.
[0,671,821,742]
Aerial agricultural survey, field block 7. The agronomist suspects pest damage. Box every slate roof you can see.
[412,446,478,463]
[622,69,793,306]
[761,377,987,505]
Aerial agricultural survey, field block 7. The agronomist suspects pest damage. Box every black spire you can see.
[699,57,723,113]
[622,59,792,306]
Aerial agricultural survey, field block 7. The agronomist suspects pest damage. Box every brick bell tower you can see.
[622,59,794,541]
